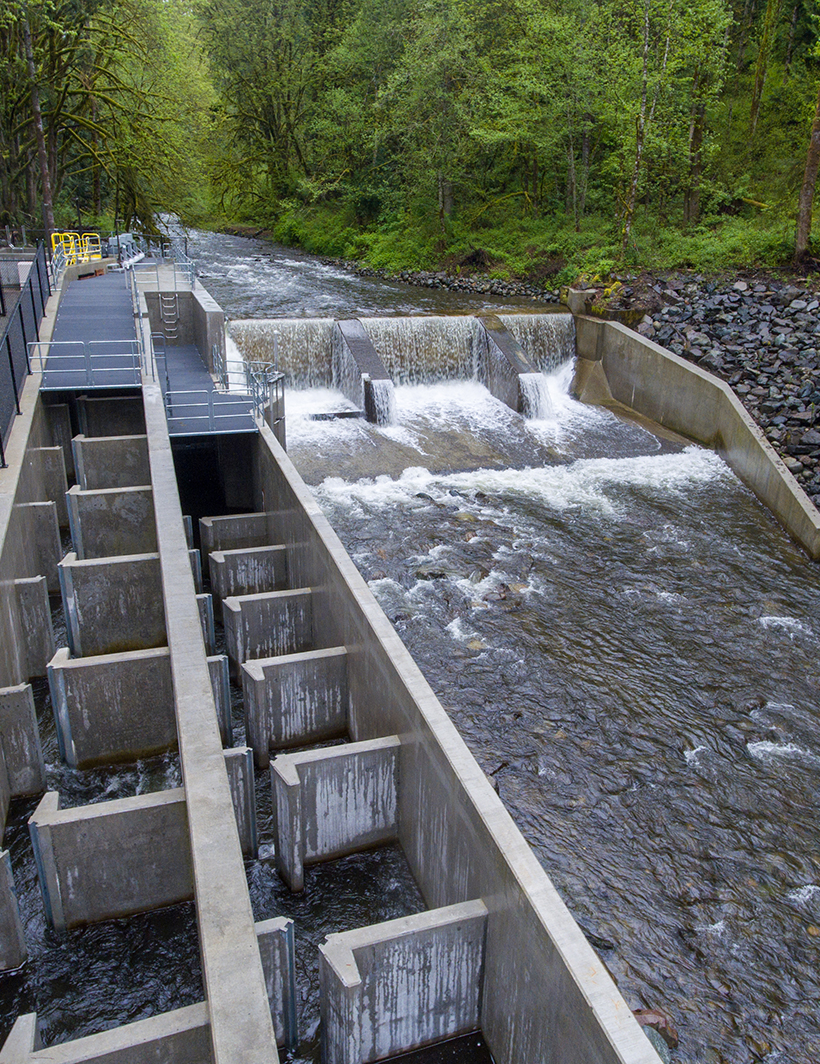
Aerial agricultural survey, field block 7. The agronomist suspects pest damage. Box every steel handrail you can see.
[28,339,141,387]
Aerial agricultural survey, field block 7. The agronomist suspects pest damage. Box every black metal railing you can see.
[0,243,50,467]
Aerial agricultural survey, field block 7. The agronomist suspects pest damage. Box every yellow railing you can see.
[50,231,103,265]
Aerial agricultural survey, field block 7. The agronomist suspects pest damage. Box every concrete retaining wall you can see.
[143,291,195,349]
[72,435,151,491]
[242,646,349,766]
[141,383,278,1064]
[271,736,400,891]
[29,789,193,931]
[320,900,487,1064]
[67,485,156,559]
[574,315,820,559]
[193,287,225,374]
[252,424,660,1064]
[58,552,166,657]
[223,589,314,680]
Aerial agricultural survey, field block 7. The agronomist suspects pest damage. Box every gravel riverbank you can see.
[627,274,820,513]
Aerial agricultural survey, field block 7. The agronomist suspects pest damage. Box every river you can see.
[192,228,820,1064]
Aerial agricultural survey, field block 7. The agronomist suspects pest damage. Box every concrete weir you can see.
[0,262,684,1064]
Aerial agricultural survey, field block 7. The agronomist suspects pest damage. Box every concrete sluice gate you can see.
[2,268,819,1064]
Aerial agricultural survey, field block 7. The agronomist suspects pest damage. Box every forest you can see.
[1,0,820,282]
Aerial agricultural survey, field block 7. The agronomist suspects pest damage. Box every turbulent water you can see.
[8,227,818,1064]
[285,370,820,1064]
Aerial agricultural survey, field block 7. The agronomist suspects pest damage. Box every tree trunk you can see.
[580,120,591,219]
[736,0,758,70]
[750,0,785,137]
[22,15,55,238]
[684,98,705,226]
[437,172,453,227]
[794,82,820,263]
[783,0,799,80]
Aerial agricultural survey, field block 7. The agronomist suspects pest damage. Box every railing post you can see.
[6,332,21,414]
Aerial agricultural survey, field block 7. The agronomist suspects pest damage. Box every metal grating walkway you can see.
[35,270,257,435]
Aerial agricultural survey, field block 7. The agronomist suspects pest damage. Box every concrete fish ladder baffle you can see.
[194,420,664,1064]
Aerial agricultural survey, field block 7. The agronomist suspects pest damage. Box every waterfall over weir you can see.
[229,312,576,413]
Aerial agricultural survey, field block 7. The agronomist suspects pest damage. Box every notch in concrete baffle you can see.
[320,899,488,1064]
[271,736,400,891]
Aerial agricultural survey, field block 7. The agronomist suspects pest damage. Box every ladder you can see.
[160,293,179,341]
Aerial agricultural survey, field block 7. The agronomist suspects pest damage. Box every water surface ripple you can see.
[291,381,820,1064]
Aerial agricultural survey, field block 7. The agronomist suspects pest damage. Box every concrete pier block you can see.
[271,735,400,891]
[66,485,156,559]
[46,648,231,768]
[72,434,150,490]
[332,320,395,425]
[0,851,26,972]
[223,588,313,681]
[0,758,9,834]
[224,747,257,857]
[0,684,46,795]
[256,918,298,1049]
[319,899,488,1064]
[17,502,60,592]
[0,1003,210,1063]
[28,789,193,931]
[78,395,145,438]
[47,647,176,768]
[210,545,289,605]
[242,647,348,767]
[58,552,166,657]
[13,577,54,678]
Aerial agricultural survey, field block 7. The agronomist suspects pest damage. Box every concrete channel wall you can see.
[140,382,279,1064]
[574,316,820,559]
[252,424,660,1064]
